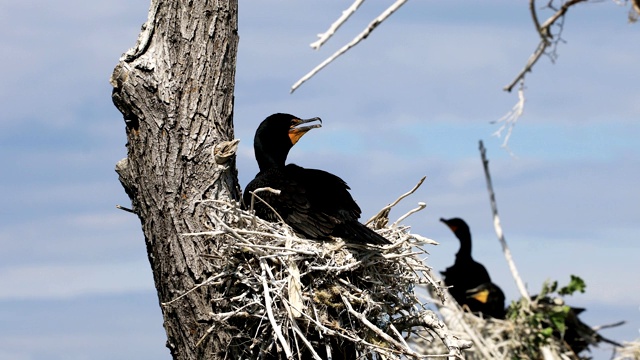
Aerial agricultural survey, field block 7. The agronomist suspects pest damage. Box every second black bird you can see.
[440,217,504,317]
[243,113,391,245]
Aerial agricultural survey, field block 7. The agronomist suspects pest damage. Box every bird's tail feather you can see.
[337,221,392,245]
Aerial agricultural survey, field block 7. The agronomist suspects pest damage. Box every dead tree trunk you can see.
[110,1,239,359]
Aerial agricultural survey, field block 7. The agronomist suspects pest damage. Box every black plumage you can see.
[440,217,502,316]
[535,297,622,355]
[440,219,621,353]
[465,282,507,319]
[243,113,390,245]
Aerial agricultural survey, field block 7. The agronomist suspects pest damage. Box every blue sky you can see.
[1,1,638,359]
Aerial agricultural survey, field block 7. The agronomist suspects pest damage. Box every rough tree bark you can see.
[110,1,239,359]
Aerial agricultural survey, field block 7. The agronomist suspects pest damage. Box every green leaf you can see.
[558,275,586,296]
[549,305,570,336]
[539,279,558,299]
[540,327,554,338]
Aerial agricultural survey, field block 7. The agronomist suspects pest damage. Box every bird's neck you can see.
[455,231,473,258]
[255,142,288,172]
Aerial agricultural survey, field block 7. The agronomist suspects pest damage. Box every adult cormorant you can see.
[243,113,390,245]
[439,218,621,352]
[440,217,504,316]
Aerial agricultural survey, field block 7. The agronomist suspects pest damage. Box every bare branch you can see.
[310,0,366,50]
[291,0,409,93]
[479,141,530,302]
[115,204,135,214]
[504,38,548,92]
[530,0,543,36]
[504,0,588,92]
[592,320,626,332]
[540,0,588,30]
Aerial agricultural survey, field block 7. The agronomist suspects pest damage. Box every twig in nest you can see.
[341,292,419,356]
[260,258,293,359]
[613,339,640,360]
[208,211,251,245]
[161,273,228,307]
[392,201,426,227]
[366,176,426,227]
[195,303,258,347]
[248,187,286,225]
[289,321,324,360]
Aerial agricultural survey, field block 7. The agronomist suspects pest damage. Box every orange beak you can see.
[288,117,322,145]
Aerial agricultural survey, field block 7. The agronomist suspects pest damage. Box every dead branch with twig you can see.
[496,0,590,149]
[291,0,409,93]
[504,0,589,92]
[310,0,365,50]
[479,140,530,302]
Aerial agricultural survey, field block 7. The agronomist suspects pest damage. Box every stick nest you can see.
[411,285,630,360]
[614,340,640,360]
[173,194,469,359]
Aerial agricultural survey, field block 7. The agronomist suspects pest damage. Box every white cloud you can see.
[0,210,145,270]
[0,260,154,300]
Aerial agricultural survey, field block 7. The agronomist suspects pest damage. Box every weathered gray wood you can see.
[110,1,239,359]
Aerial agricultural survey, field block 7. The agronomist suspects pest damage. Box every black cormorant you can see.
[440,217,503,316]
[536,297,622,354]
[439,218,621,353]
[243,113,391,245]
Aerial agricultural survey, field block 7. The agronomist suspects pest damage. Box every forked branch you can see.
[366,176,426,227]
[504,0,588,92]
